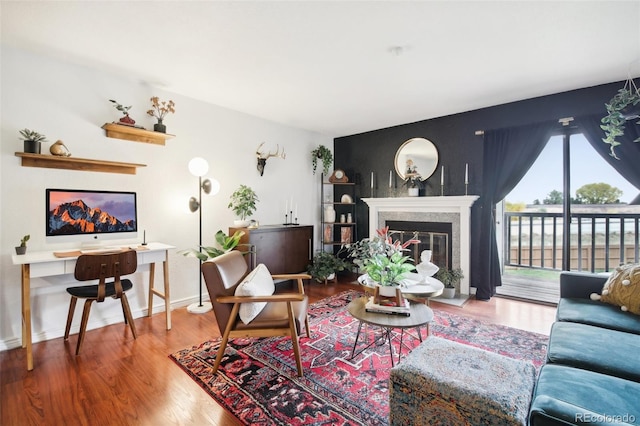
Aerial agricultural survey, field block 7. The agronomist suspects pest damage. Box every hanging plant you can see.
[600,77,640,159]
[311,145,333,175]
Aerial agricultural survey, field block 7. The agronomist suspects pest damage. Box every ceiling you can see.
[2,1,640,137]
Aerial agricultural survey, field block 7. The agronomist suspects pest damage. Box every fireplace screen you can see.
[386,221,452,270]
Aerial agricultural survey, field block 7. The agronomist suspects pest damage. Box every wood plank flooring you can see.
[1,276,556,425]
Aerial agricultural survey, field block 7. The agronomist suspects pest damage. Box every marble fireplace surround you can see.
[362,196,479,295]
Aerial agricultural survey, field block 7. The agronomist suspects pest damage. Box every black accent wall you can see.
[334,80,625,288]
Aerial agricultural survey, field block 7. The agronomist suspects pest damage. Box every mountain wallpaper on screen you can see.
[48,199,136,235]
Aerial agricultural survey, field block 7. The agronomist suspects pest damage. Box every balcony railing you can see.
[504,212,640,273]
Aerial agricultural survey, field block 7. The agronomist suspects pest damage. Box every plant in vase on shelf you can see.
[307,251,350,283]
[343,226,420,287]
[15,234,30,255]
[109,99,136,125]
[228,185,258,227]
[147,96,175,133]
[19,129,48,154]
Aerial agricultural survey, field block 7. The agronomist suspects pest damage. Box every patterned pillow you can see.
[235,264,275,324]
[592,263,640,315]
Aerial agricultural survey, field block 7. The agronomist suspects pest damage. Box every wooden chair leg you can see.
[64,296,78,340]
[212,303,240,374]
[304,315,311,338]
[287,302,303,377]
[76,299,94,355]
[120,293,137,339]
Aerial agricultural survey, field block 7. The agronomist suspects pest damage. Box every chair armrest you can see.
[271,274,311,280]
[217,293,305,304]
[560,271,608,299]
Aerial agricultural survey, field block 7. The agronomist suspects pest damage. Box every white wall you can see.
[0,46,331,350]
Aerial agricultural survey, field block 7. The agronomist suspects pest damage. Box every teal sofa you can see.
[529,272,640,425]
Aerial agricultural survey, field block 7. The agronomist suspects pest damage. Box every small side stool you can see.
[389,337,536,426]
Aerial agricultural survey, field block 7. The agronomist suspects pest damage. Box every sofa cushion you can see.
[597,263,640,315]
[556,298,640,335]
[530,364,640,426]
[235,264,275,324]
[547,322,640,382]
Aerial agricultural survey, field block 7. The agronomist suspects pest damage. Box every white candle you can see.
[465,163,469,184]
[389,170,393,188]
[371,172,374,189]
[285,199,288,214]
[290,196,293,212]
[295,204,298,218]
[441,166,444,185]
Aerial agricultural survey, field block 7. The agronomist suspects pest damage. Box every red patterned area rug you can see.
[169,290,548,425]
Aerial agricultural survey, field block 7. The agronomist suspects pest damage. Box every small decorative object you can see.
[109,99,135,125]
[228,184,258,227]
[307,251,349,283]
[147,96,175,133]
[311,145,333,175]
[328,169,348,183]
[600,77,640,159]
[340,227,352,243]
[255,142,286,176]
[49,140,71,157]
[402,159,424,196]
[324,205,336,223]
[15,234,30,255]
[340,194,353,203]
[19,128,48,154]
[340,214,346,223]
[347,212,353,223]
[435,267,464,299]
[179,230,245,261]
[415,250,439,277]
[324,224,332,242]
[343,226,420,287]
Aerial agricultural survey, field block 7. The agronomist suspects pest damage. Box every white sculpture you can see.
[416,250,439,278]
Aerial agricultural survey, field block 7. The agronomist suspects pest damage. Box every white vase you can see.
[408,187,419,197]
[378,284,401,297]
[324,205,336,223]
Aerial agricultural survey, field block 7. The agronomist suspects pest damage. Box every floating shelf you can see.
[15,153,146,175]
[101,123,175,145]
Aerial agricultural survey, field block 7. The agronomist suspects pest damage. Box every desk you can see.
[11,242,174,371]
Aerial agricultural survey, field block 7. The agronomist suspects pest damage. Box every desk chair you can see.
[201,250,311,377]
[64,250,138,355]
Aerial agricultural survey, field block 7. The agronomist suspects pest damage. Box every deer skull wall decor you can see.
[256,142,286,176]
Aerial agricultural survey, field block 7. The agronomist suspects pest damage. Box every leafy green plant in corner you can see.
[19,129,47,143]
[180,230,245,261]
[600,78,640,159]
[311,145,333,175]
[228,185,258,220]
[435,267,464,289]
[307,251,350,282]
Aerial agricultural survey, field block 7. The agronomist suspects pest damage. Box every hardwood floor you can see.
[1,276,556,425]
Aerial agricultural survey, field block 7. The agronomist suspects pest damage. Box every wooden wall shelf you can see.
[101,123,175,145]
[15,153,146,175]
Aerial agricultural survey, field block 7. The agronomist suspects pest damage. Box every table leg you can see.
[21,264,33,371]
[146,250,172,330]
[350,321,365,359]
[387,327,395,367]
[147,263,155,318]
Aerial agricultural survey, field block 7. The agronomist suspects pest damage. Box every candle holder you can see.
[440,184,444,196]
[465,183,468,196]
[283,213,290,225]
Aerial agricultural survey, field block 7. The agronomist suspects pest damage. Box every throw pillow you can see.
[235,263,275,324]
[590,263,640,315]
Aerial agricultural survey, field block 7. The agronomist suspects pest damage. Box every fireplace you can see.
[386,220,452,270]
[362,196,478,295]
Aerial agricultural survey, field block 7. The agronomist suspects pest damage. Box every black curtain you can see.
[575,114,640,193]
[472,122,555,300]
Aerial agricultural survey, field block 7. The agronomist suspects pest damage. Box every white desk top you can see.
[11,242,174,266]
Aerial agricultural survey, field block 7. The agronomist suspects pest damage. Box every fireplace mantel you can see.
[362,196,478,295]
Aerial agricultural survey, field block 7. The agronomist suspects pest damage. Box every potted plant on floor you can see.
[307,251,350,284]
[311,145,333,175]
[435,267,464,298]
[228,185,258,227]
[15,234,30,255]
[19,129,48,154]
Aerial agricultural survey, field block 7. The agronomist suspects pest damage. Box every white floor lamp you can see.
[187,157,220,314]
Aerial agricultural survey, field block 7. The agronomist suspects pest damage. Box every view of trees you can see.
[508,183,623,210]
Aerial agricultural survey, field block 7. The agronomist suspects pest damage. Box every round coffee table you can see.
[347,296,434,366]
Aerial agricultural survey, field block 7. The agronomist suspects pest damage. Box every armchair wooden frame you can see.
[202,251,311,377]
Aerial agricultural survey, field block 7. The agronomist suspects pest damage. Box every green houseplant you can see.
[434,267,464,298]
[600,78,640,159]
[15,234,30,255]
[228,185,258,226]
[180,229,245,261]
[307,251,349,283]
[311,145,333,175]
[19,129,48,154]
